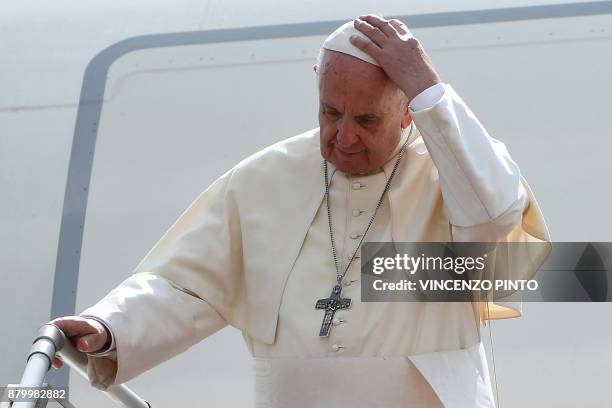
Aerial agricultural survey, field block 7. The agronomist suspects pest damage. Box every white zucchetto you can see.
[321,21,380,66]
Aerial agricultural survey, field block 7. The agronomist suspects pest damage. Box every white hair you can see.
[314,48,327,88]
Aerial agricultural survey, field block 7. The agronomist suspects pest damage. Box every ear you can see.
[400,102,413,129]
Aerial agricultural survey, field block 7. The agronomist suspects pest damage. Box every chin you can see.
[330,157,369,175]
[322,147,370,174]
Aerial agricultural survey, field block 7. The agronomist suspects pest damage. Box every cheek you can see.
[319,127,334,156]
[320,124,336,144]
[358,133,378,152]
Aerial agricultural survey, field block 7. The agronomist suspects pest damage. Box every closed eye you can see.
[322,104,341,120]
[356,114,381,127]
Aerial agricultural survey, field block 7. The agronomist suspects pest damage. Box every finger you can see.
[52,357,63,369]
[358,14,397,37]
[349,34,382,61]
[353,19,388,47]
[51,317,97,337]
[388,19,411,36]
[76,332,107,353]
[50,317,107,352]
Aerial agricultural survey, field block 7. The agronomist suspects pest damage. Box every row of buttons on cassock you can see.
[330,279,354,353]
[331,180,367,353]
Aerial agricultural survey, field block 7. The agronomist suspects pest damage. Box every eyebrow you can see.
[321,102,339,113]
[321,102,383,120]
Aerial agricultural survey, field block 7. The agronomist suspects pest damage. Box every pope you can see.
[49,15,550,408]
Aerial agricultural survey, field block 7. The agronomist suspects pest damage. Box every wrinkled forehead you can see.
[318,50,387,83]
[318,53,398,113]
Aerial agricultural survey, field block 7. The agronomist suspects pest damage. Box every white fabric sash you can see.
[253,342,496,408]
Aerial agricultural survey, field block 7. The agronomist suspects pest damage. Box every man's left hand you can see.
[350,15,441,102]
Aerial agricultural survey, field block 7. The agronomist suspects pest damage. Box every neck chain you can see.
[323,137,408,286]
[316,130,411,337]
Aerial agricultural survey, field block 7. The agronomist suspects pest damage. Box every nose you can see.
[336,118,359,148]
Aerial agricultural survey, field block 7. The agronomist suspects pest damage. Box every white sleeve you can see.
[410,83,528,237]
[411,83,551,322]
[77,272,228,389]
[75,169,245,389]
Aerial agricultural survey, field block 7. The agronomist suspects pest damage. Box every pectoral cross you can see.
[315,284,351,337]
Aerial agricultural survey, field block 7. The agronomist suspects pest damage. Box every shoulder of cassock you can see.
[79,85,551,387]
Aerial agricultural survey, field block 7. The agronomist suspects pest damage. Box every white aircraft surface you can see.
[2,1,612,406]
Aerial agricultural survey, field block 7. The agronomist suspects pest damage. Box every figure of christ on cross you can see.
[315,284,352,337]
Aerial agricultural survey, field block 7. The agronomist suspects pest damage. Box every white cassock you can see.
[78,83,550,408]
[78,22,551,408]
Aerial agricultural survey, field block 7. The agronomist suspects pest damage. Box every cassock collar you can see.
[327,121,417,182]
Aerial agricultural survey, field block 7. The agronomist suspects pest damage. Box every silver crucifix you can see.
[315,284,351,337]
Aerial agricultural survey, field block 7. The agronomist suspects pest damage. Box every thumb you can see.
[76,333,105,353]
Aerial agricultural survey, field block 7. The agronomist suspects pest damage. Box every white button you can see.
[343,278,358,286]
[350,232,361,239]
[352,182,363,190]
[331,344,343,352]
[352,209,361,217]
[347,254,360,260]
[332,317,342,326]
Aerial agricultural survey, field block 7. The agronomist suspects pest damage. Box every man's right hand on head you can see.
[48,316,110,369]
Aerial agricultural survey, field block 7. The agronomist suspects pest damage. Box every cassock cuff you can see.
[409,82,446,112]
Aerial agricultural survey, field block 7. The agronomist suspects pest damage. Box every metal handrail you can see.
[9,323,150,408]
